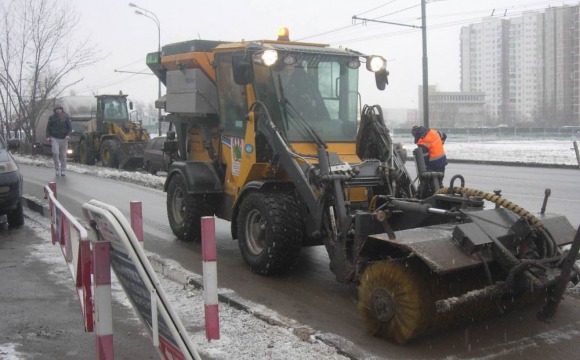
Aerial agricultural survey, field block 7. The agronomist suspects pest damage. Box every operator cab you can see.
[216,38,387,148]
[97,95,131,124]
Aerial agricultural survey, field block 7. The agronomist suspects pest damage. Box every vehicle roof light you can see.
[254,49,278,66]
[366,56,386,72]
[277,27,290,41]
[347,58,361,69]
[283,55,297,65]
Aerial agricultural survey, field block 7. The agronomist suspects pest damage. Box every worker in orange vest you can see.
[411,125,448,174]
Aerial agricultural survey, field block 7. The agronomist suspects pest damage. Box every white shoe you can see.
[55,169,60,176]
[60,170,66,176]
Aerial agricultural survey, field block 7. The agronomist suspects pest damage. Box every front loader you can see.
[147,29,580,344]
[76,94,149,170]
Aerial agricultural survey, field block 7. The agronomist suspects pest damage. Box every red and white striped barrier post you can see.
[130,201,143,244]
[201,216,220,341]
[92,238,114,360]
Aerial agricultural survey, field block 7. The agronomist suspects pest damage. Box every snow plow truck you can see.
[146,28,580,343]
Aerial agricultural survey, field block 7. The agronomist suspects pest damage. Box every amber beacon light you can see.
[277,27,290,41]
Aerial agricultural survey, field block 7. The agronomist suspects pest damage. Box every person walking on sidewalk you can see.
[46,105,71,176]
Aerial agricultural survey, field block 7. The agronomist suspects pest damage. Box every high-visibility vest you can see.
[417,129,445,161]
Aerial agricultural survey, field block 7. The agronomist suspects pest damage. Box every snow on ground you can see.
[398,140,579,166]
[22,210,350,360]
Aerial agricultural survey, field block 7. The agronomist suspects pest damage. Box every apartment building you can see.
[460,4,579,126]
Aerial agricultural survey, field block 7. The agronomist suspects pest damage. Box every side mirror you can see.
[166,130,176,141]
[375,69,389,91]
[232,52,254,85]
[129,101,133,110]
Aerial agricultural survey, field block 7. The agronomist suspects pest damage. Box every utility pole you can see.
[353,0,429,128]
[421,0,429,128]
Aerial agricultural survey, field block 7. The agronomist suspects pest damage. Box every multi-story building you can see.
[460,4,579,126]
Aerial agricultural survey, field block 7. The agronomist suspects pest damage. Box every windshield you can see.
[102,98,129,122]
[254,53,359,142]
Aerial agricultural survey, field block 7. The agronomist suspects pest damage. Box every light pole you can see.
[129,3,162,136]
[353,0,430,128]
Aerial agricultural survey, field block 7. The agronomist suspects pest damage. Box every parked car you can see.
[0,134,24,227]
[143,136,170,175]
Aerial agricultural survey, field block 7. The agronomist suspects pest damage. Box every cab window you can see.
[216,54,248,136]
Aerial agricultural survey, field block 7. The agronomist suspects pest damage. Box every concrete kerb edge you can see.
[21,194,368,360]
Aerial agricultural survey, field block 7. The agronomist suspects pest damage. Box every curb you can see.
[21,194,371,360]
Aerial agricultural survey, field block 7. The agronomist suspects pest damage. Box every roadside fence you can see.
[45,182,218,359]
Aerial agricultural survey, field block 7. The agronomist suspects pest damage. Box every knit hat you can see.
[411,125,420,136]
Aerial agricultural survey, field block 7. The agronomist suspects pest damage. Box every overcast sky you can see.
[69,0,580,110]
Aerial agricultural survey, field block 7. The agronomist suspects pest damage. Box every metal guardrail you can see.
[45,181,218,359]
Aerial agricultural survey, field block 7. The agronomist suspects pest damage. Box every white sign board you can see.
[82,200,200,360]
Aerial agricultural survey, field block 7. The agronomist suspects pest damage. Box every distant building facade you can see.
[460,4,580,126]
[382,108,418,128]
[418,86,486,128]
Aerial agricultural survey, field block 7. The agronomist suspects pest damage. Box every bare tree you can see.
[0,0,99,151]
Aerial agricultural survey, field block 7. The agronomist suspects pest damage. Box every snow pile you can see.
[23,210,349,360]
[13,154,165,189]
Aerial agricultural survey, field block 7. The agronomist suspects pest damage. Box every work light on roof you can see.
[254,49,279,67]
[366,56,387,72]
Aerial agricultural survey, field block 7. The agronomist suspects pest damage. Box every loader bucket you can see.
[118,142,145,171]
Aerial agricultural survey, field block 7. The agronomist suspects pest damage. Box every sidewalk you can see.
[0,218,156,360]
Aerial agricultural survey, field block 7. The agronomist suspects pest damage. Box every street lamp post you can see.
[129,3,162,136]
[352,0,430,128]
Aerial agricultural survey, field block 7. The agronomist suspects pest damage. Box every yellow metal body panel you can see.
[161,52,216,82]
[107,122,149,142]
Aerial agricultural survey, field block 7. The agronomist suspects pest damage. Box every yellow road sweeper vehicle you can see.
[146,28,580,343]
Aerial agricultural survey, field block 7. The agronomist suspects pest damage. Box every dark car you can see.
[143,136,170,175]
[0,134,24,227]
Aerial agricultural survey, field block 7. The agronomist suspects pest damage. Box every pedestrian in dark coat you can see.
[46,106,72,176]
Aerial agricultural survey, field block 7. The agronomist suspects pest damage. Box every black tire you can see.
[143,159,153,174]
[166,175,214,242]
[79,139,95,165]
[237,191,303,275]
[100,140,119,168]
[7,201,24,228]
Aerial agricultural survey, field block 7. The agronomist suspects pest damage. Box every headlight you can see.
[67,149,74,155]
[253,49,279,67]
[0,158,18,174]
[366,56,387,72]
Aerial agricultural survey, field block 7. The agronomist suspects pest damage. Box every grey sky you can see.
[70,0,579,110]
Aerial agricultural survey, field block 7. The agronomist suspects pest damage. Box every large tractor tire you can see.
[79,139,95,165]
[100,140,120,168]
[166,174,214,242]
[7,201,24,228]
[237,191,303,275]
